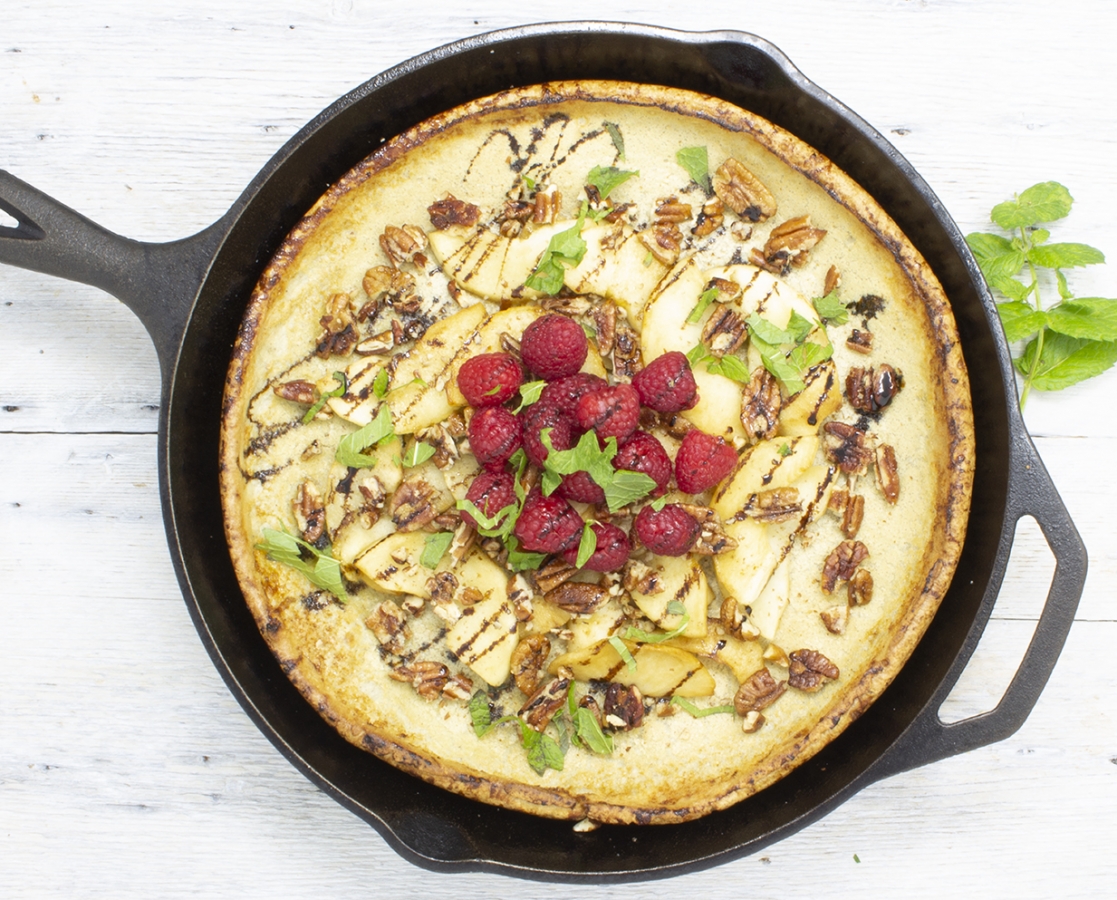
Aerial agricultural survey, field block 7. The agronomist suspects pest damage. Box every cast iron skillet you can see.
[0,23,1088,881]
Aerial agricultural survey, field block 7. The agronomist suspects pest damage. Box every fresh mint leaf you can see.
[746,314,797,346]
[1028,242,1106,270]
[573,706,614,754]
[813,291,849,325]
[997,301,1048,343]
[456,498,519,539]
[787,310,816,343]
[778,443,792,457]
[989,274,1032,302]
[505,535,548,572]
[686,287,720,324]
[575,523,597,568]
[420,531,453,569]
[649,495,668,511]
[966,232,1027,282]
[672,697,736,718]
[676,146,711,193]
[787,340,833,374]
[991,182,1073,229]
[1046,298,1117,341]
[257,527,347,602]
[603,469,657,512]
[513,380,546,413]
[608,636,637,671]
[521,723,565,775]
[604,121,625,160]
[403,441,437,468]
[623,600,690,643]
[686,343,713,367]
[302,371,346,424]
[469,691,494,737]
[706,353,750,383]
[372,368,389,399]
[525,206,589,295]
[586,165,638,200]
[752,334,806,395]
[1018,332,1117,392]
[541,429,617,487]
[335,404,394,468]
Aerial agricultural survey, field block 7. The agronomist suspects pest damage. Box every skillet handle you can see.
[868,427,1087,781]
[0,169,227,372]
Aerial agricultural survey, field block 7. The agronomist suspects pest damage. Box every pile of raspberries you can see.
[457,313,737,571]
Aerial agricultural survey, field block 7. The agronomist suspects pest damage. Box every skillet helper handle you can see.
[872,428,1087,781]
[0,169,225,372]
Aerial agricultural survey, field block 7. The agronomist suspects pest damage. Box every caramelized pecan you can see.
[545,581,611,615]
[712,157,777,222]
[611,317,643,382]
[427,194,481,230]
[316,292,358,358]
[820,604,849,635]
[788,649,839,692]
[639,222,684,266]
[701,305,748,356]
[624,560,662,596]
[692,197,725,237]
[532,558,577,594]
[740,487,802,524]
[591,302,618,358]
[379,224,428,267]
[734,668,788,714]
[426,571,460,623]
[603,683,645,731]
[875,443,900,503]
[846,329,874,354]
[848,568,874,606]
[274,379,317,405]
[654,195,692,224]
[823,421,873,474]
[533,187,562,224]
[821,540,870,594]
[846,364,902,413]
[823,264,842,296]
[740,367,782,443]
[388,479,442,533]
[510,634,551,697]
[293,481,326,545]
[365,601,409,654]
[827,489,865,539]
[441,673,474,701]
[389,660,450,700]
[520,674,571,730]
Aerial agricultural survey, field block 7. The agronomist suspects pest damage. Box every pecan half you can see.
[603,683,645,731]
[701,305,748,356]
[639,222,684,266]
[379,224,428,267]
[823,264,841,296]
[654,195,692,224]
[712,157,777,222]
[788,649,839,692]
[827,488,865,539]
[740,487,802,524]
[846,328,874,354]
[532,558,577,594]
[875,443,900,504]
[752,215,827,274]
[533,187,562,224]
[692,197,725,237]
[823,421,873,474]
[293,481,326,545]
[510,634,551,697]
[734,668,788,714]
[611,317,643,382]
[316,292,358,358]
[821,540,870,594]
[388,479,441,533]
[591,302,618,358]
[740,366,781,443]
[848,567,874,606]
[366,600,409,654]
[427,194,481,230]
[389,660,450,701]
[520,674,571,731]
[846,364,902,413]
[274,379,317,405]
[441,673,474,701]
[545,581,610,615]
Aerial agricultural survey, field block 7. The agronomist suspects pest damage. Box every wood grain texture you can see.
[2,1,1115,897]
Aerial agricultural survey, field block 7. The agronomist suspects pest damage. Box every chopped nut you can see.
[459,586,484,606]
[821,540,870,594]
[610,317,643,382]
[417,424,459,468]
[441,673,474,701]
[712,157,777,222]
[293,481,326,545]
[510,633,551,697]
[823,421,873,474]
[846,363,902,413]
[520,674,571,731]
[533,186,562,224]
[401,595,425,616]
[740,367,782,444]
[427,194,481,230]
[366,601,409,654]
[509,574,534,622]
[638,221,684,267]
[591,302,618,358]
[734,668,787,713]
[545,581,611,615]
[740,487,802,524]
[763,643,790,667]
[692,197,725,237]
[379,224,428,267]
[788,649,839,692]
[448,520,475,565]
[355,330,395,355]
[820,604,849,635]
[684,506,737,555]
[846,328,874,354]
[426,572,460,623]
[389,660,450,700]
[730,220,753,242]
[701,305,748,356]
[573,818,600,833]
[624,560,662,595]
[532,558,577,594]
[274,379,318,405]
[875,443,900,504]
[741,710,766,733]
[848,568,874,606]
[654,195,692,224]
[388,479,442,533]
[603,683,645,731]
[824,265,842,296]
[316,292,358,358]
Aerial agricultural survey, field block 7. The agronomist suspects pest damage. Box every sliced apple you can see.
[712,518,784,627]
[639,257,707,360]
[428,224,557,301]
[711,435,819,521]
[564,223,669,325]
[564,597,626,652]
[667,634,764,683]
[629,555,709,639]
[390,302,488,388]
[446,592,520,687]
[707,264,821,329]
[779,359,842,436]
[748,553,790,641]
[549,640,715,698]
[525,598,573,636]
[354,531,435,597]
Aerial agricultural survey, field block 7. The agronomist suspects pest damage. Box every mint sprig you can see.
[468,692,565,774]
[672,697,736,718]
[686,287,720,324]
[420,531,453,569]
[302,371,346,424]
[525,204,589,295]
[966,181,1116,408]
[539,429,656,512]
[586,165,638,200]
[623,600,690,643]
[335,404,394,468]
[257,527,347,602]
[676,146,711,193]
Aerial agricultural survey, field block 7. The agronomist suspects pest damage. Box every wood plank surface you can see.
[2,2,1115,897]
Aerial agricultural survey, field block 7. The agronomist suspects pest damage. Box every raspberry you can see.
[513,489,583,554]
[675,429,738,494]
[574,383,640,442]
[538,372,607,416]
[557,470,606,505]
[614,430,673,497]
[562,521,631,572]
[520,402,576,468]
[468,406,522,471]
[634,503,700,557]
[632,351,699,413]
[520,314,588,381]
[462,470,516,528]
[457,352,523,408]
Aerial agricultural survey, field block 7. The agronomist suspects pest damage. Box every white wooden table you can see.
[2,2,1115,896]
